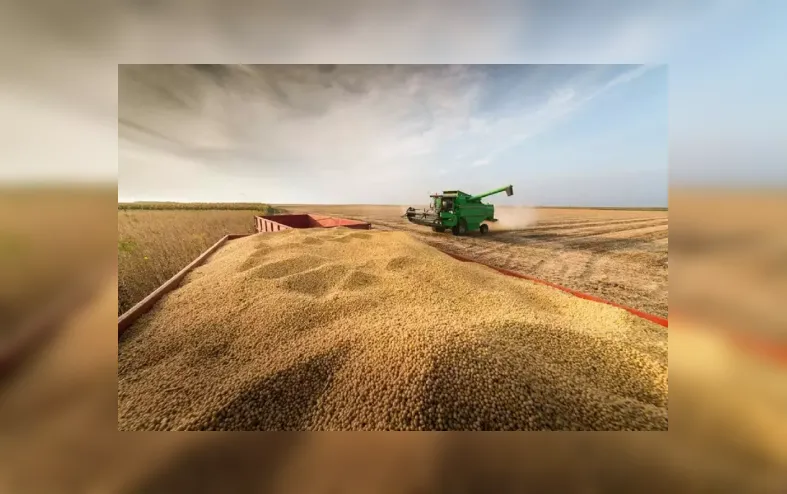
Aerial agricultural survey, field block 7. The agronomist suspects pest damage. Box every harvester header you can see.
[405,184,514,236]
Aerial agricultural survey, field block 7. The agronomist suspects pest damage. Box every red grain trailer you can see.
[255,214,371,233]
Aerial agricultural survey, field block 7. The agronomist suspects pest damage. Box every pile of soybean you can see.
[118,228,668,431]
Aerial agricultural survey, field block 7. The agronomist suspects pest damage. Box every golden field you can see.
[118,209,268,315]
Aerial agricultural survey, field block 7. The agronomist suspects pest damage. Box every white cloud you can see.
[593,64,658,97]
[548,87,576,106]
[463,64,657,168]
[119,65,495,201]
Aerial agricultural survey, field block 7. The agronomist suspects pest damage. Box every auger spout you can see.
[468,185,514,201]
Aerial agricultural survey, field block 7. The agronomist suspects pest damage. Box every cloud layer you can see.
[119,64,664,205]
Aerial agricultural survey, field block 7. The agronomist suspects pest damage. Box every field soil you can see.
[280,205,668,318]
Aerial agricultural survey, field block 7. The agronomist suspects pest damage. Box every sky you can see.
[3,1,784,200]
[118,64,667,206]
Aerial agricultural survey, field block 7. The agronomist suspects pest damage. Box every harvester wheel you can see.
[452,221,467,236]
[479,224,489,235]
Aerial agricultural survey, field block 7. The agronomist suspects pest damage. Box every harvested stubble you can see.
[118,228,668,431]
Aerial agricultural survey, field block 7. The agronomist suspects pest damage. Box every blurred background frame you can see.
[0,1,785,492]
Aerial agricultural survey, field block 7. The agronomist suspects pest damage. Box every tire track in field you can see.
[558,219,668,239]
[529,258,546,273]
[522,216,663,233]
[496,219,667,248]
[653,237,669,247]
[565,231,668,254]
[579,252,601,281]
[602,229,669,248]
[601,224,669,240]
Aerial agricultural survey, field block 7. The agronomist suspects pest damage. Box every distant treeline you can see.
[119,202,282,214]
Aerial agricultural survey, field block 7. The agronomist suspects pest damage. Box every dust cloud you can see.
[488,206,537,231]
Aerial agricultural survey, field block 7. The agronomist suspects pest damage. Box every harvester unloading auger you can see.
[404,185,514,235]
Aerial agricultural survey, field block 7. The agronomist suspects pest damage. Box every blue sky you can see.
[461,65,668,206]
[111,0,785,204]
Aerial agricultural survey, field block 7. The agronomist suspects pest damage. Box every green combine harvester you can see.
[404,185,514,236]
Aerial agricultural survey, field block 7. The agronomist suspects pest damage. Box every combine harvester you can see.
[404,185,514,235]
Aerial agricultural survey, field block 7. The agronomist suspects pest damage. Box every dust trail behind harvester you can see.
[489,206,537,231]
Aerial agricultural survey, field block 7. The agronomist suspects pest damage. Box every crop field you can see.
[117,204,668,318]
[281,205,669,317]
[118,209,271,315]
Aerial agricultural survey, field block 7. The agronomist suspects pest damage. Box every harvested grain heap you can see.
[118,228,668,431]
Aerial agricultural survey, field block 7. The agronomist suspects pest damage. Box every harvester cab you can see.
[404,185,513,236]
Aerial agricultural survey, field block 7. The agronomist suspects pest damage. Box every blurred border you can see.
[1,1,786,493]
